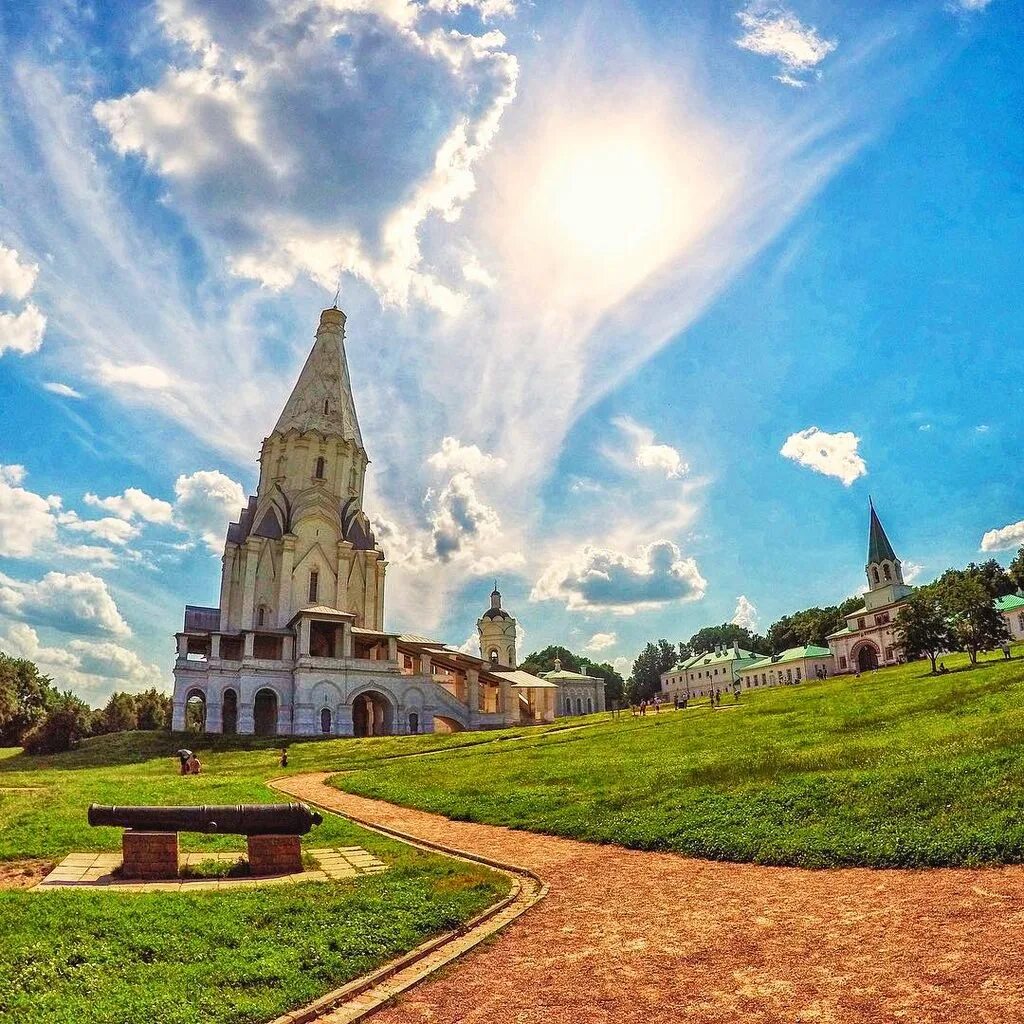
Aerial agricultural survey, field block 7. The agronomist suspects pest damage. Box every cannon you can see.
[87,802,322,836]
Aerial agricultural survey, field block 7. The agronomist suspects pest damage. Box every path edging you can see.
[266,773,547,1024]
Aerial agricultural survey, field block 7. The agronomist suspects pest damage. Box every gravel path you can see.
[278,773,1024,1024]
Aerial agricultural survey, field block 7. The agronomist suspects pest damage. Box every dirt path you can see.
[277,773,1024,1024]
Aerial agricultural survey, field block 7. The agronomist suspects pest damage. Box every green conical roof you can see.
[867,500,897,565]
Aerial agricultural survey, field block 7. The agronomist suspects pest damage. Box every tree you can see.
[895,585,952,674]
[967,559,1016,599]
[626,640,677,704]
[1009,546,1024,594]
[937,568,1011,665]
[135,688,172,730]
[685,623,766,656]
[0,654,57,745]
[22,691,93,755]
[102,692,138,733]
[578,659,625,707]
[520,647,624,707]
[765,598,860,654]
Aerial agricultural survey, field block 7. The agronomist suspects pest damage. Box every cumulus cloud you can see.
[428,471,502,562]
[93,0,518,311]
[172,470,246,553]
[0,303,46,358]
[43,381,83,399]
[980,520,1024,553]
[85,487,174,524]
[427,437,507,476]
[901,560,924,583]
[612,417,688,479]
[0,465,59,558]
[96,361,175,390]
[0,570,131,638]
[0,242,39,301]
[58,512,140,547]
[584,631,617,653]
[780,426,867,486]
[531,539,706,614]
[731,594,759,631]
[736,4,837,86]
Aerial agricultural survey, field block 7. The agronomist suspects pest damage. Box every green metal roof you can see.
[826,625,853,639]
[996,594,1024,613]
[742,645,833,671]
[867,500,898,565]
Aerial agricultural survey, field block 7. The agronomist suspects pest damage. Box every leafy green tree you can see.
[102,691,138,733]
[937,568,1011,665]
[626,640,677,704]
[135,688,172,730]
[520,647,624,706]
[22,691,93,755]
[685,623,766,656]
[766,598,860,653]
[895,585,953,674]
[0,654,57,745]
[1008,546,1024,594]
[966,559,1016,599]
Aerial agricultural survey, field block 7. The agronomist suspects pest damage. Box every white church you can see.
[171,306,602,736]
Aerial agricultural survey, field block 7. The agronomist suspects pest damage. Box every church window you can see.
[872,567,880,584]
[323,399,329,415]
[320,708,332,734]
[885,646,894,661]
[257,606,266,627]
[315,456,325,479]
[576,698,583,715]
[490,648,499,665]
[857,617,866,630]
[308,570,319,603]
[1018,614,1024,631]
[587,697,593,714]
[883,563,892,580]
[565,697,571,715]
[795,668,801,681]
[786,669,793,683]
[839,656,848,670]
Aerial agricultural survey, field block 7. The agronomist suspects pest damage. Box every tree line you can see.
[0,653,170,755]
[624,549,1024,703]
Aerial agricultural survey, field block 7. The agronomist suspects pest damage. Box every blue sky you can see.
[0,0,1020,700]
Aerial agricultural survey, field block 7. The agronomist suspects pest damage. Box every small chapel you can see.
[171,306,560,736]
[827,500,913,673]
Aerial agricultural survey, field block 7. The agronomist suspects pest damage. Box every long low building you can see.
[660,642,767,701]
[997,594,1024,641]
[738,645,835,690]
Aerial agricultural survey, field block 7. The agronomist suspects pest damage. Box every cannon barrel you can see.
[87,802,323,836]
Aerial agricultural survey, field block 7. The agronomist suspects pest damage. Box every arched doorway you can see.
[222,689,238,734]
[254,688,279,736]
[184,689,206,732]
[351,691,393,737]
[856,644,879,672]
[320,707,332,735]
[408,711,419,734]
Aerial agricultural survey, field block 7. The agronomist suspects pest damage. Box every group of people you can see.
[625,685,742,717]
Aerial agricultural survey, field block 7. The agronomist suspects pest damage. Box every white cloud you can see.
[455,631,480,656]
[612,417,688,480]
[0,242,39,301]
[93,0,518,312]
[428,0,517,20]
[980,520,1024,553]
[172,470,246,553]
[953,0,993,9]
[0,303,46,357]
[584,631,617,653]
[736,5,837,81]
[0,570,131,638]
[731,594,759,631]
[0,623,163,696]
[84,487,174,524]
[975,424,990,434]
[0,465,59,558]
[43,381,83,399]
[59,513,140,547]
[427,437,507,476]
[780,426,867,486]
[428,471,502,562]
[901,560,924,584]
[531,539,706,615]
[97,361,174,390]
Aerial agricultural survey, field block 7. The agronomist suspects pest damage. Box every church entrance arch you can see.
[184,689,206,733]
[254,688,279,736]
[855,643,879,673]
[352,690,393,737]
[222,688,238,734]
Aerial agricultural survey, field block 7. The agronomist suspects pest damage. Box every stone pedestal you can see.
[122,831,179,879]
[247,834,302,875]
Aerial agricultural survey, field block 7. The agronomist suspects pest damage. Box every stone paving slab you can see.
[32,846,387,891]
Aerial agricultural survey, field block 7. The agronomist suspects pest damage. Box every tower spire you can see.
[867,500,897,565]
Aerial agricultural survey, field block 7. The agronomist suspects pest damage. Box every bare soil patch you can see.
[0,859,52,889]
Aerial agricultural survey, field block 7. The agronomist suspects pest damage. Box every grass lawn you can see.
[0,735,504,1024]
[334,648,1024,869]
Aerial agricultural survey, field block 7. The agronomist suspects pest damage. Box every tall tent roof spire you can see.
[867,499,898,565]
[273,307,363,449]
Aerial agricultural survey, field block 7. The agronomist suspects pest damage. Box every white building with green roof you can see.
[660,641,767,702]
[738,645,835,690]
[540,658,605,716]
[996,594,1024,641]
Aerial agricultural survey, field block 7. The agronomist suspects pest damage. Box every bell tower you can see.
[864,499,912,611]
[477,583,517,668]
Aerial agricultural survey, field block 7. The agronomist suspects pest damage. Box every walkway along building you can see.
[827,501,912,673]
[171,307,557,736]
